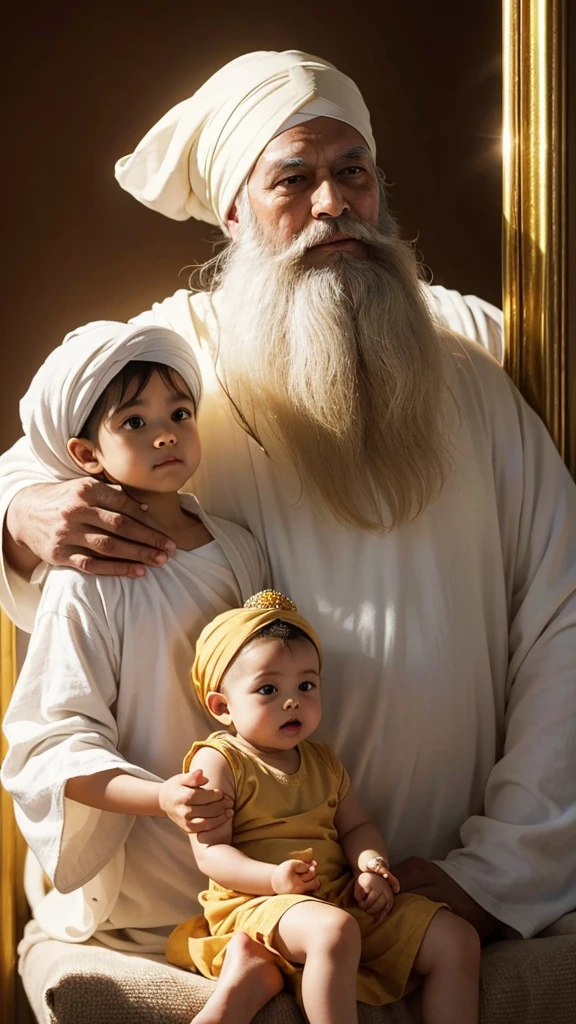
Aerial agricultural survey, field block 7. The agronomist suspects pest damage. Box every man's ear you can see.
[205,690,233,726]
[225,201,241,242]
[67,437,104,476]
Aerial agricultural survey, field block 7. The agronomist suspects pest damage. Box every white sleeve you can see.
[438,361,576,937]
[0,435,57,631]
[0,572,162,894]
[424,284,504,363]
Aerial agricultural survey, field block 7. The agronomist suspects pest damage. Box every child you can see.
[167,590,481,1024]
[1,321,273,978]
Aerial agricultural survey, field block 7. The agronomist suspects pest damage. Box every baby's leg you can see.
[273,901,361,1024]
[192,932,283,1024]
[413,909,481,1024]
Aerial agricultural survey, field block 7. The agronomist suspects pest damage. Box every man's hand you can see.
[391,855,499,940]
[5,479,176,578]
[158,769,234,835]
[354,870,396,922]
[271,858,320,895]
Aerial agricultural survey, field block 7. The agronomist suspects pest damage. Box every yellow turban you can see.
[192,591,323,709]
[114,50,375,232]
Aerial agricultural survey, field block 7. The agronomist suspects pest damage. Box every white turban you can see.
[114,49,376,232]
[20,321,203,481]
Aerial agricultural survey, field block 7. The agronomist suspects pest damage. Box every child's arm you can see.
[189,747,319,896]
[65,767,234,837]
[335,784,400,921]
[335,785,392,873]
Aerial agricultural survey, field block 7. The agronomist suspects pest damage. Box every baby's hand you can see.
[159,768,234,835]
[271,858,320,895]
[354,871,395,923]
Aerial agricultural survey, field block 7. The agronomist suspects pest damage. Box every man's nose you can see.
[283,697,300,711]
[153,432,177,449]
[311,177,350,219]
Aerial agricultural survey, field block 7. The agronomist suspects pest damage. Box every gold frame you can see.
[503,0,568,460]
[0,609,27,1022]
[0,2,572,1019]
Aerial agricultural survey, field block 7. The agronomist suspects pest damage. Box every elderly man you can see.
[1,49,575,1021]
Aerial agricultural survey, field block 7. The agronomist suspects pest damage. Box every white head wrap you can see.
[114,50,376,233]
[20,321,203,481]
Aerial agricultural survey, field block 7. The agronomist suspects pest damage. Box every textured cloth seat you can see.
[20,914,576,1024]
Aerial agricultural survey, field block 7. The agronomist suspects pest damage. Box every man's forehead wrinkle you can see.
[269,156,307,173]
[262,142,371,178]
[276,146,369,166]
[343,145,371,160]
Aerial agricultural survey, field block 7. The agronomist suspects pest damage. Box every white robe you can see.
[1,495,268,946]
[1,285,575,940]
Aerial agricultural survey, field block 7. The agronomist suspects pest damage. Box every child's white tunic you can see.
[1,496,267,948]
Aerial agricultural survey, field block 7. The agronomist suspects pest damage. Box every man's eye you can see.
[172,407,192,422]
[122,416,145,430]
[257,684,277,695]
[340,165,364,176]
[277,174,305,187]
[298,681,315,691]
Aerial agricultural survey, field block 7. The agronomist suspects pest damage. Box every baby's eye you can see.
[298,681,316,691]
[256,684,277,696]
[172,407,192,422]
[122,415,145,430]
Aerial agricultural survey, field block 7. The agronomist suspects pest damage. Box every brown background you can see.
[0,0,502,451]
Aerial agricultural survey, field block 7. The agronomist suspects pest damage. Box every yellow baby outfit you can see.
[166,731,444,1006]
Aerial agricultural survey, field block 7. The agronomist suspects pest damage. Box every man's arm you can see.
[390,857,499,940]
[5,478,177,578]
[0,433,180,630]
[3,498,42,578]
[0,441,180,633]
[403,358,576,941]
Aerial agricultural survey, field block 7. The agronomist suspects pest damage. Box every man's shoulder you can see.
[441,329,515,404]
[425,285,504,363]
[129,288,215,345]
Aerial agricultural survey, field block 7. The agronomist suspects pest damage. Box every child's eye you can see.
[172,407,192,422]
[256,684,277,696]
[298,681,316,691]
[122,415,145,430]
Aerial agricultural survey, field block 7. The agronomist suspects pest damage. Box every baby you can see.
[167,591,481,1024]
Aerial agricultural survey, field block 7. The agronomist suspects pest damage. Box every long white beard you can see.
[213,193,452,531]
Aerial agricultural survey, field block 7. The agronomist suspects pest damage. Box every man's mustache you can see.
[275,214,391,263]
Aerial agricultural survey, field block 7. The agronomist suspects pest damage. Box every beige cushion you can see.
[20,916,576,1024]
